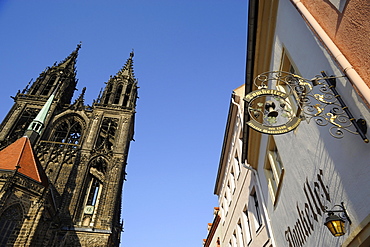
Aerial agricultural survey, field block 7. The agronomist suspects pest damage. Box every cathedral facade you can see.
[0,45,138,246]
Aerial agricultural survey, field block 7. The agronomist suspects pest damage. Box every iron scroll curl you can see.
[244,71,368,142]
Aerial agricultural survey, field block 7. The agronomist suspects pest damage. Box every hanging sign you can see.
[244,88,301,135]
[245,71,368,141]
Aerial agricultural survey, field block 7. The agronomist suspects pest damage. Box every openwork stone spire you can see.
[56,42,81,71]
[116,50,135,79]
[97,51,138,108]
[22,43,81,105]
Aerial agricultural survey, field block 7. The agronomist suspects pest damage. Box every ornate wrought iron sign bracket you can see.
[244,71,368,143]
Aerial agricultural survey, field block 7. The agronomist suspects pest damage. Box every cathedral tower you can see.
[0,46,138,246]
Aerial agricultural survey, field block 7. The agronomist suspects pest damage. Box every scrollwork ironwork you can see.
[247,71,368,142]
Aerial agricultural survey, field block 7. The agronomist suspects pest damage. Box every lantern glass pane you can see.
[325,217,345,237]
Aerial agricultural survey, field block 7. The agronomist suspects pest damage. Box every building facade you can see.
[210,0,370,246]
[205,85,274,247]
[203,207,221,247]
[243,0,370,246]
[0,45,138,246]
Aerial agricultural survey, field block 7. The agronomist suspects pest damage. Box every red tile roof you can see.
[0,137,48,187]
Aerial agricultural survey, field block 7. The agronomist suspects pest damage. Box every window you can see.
[278,49,303,118]
[41,75,57,96]
[122,83,133,107]
[232,231,237,247]
[226,182,232,206]
[264,136,284,203]
[30,83,40,95]
[250,190,263,231]
[95,117,118,152]
[220,203,225,223]
[223,195,229,216]
[8,108,39,143]
[237,221,244,247]
[113,85,123,104]
[82,157,106,227]
[280,49,296,75]
[51,115,84,145]
[230,168,236,194]
[234,153,240,179]
[238,130,243,154]
[86,179,100,206]
[242,206,252,244]
[103,84,113,105]
[0,204,23,246]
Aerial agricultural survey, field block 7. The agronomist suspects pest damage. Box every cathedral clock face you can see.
[244,89,301,134]
[84,205,95,214]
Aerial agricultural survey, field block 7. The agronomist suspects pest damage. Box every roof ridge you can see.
[24,138,43,184]
[14,137,27,170]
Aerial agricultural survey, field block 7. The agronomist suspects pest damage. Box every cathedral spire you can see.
[98,51,138,108]
[25,44,81,105]
[116,50,135,79]
[24,88,56,144]
[56,42,81,70]
[70,87,86,111]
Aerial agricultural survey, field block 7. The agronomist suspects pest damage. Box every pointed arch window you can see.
[103,84,113,105]
[30,83,40,95]
[82,157,107,227]
[8,108,39,144]
[95,117,118,152]
[113,85,123,104]
[50,115,84,145]
[41,75,57,96]
[86,179,100,206]
[0,204,24,246]
[122,84,132,107]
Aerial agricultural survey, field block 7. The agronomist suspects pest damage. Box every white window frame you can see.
[264,136,284,204]
[237,221,244,247]
[242,206,252,245]
[249,189,263,232]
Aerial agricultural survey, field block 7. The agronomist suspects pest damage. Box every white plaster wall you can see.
[218,95,271,247]
[257,0,370,246]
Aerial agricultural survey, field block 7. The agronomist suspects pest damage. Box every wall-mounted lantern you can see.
[324,202,352,237]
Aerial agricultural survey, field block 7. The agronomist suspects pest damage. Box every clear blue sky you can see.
[0,1,247,246]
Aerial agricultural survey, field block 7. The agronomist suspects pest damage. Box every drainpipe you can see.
[231,97,276,247]
[290,0,370,107]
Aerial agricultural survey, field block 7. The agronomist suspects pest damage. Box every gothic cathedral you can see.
[0,44,138,246]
